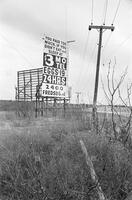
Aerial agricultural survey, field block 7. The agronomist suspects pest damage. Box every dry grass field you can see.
[0,101,132,200]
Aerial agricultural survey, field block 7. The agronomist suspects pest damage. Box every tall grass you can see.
[0,110,132,200]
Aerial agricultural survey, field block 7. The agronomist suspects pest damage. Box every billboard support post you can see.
[53,98,56,117]
[64,98,66,118]
[46,97,48,116]
[41,97,44,117]
[35,90,38,118]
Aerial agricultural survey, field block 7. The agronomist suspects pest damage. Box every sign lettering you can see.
[42,35,68,97]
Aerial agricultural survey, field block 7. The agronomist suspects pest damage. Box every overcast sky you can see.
[0,0,132,104]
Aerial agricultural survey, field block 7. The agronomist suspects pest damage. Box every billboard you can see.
[42,35,68,98]
[17,68,43,101]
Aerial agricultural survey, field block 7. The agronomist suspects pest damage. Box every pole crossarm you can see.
[89,25,115,31]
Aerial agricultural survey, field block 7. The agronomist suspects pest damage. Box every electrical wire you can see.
[74,30,94,105]
[77,38,98,105]
[0,32,35,67]
[101,32,112,65]
[83,41,97,88]
[64,6,68,42]
[91,0,94,24]
[112,33,132,55]
[102,32,132,67]
[103,0,108,25]
[103,32,112,51]
[90,42,97,61]
[82,31,91,62]
[111,0,122,25]
[74,31,90,89]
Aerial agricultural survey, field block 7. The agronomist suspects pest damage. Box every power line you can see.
[103,0,109,25]
[101,32,112,65]
[91,0,94,24]
[75,31,90,88]
[90,42,97,60]
[104,32,132,63]
[111,0,122,25]
[82,31,91,62]
[101,32,132,68]
[103,32,112,50]
[64,6,68,42]
[77,37,98,94]
[0,32,35,67]
[112,33,132,55]
[83,41,97,89]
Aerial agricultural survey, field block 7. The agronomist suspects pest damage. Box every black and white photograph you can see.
[0,0,132,199]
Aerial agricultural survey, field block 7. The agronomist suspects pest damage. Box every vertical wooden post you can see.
[37,71,40,116]
[80,140,107,200]
[46,97,48,116]
[41,97,43,116]
[35,85,38,118]
[17,72,20,101]
[30,71,32,101]
[17,71,20,117]
[15,86,17,100]
[23,72,26,101]
[37,70,40,86]
[64,98,66,118]
[53,98,56,117]
[15,86,18,117]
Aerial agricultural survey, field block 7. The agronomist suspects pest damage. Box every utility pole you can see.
[89,25,114,124]
[76,92,81,104]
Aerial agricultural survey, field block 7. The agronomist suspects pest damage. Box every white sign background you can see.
[42,35,68,98]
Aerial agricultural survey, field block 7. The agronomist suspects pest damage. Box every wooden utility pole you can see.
[89,25,114,123]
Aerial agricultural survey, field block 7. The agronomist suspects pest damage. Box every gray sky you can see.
[0,0,132,104]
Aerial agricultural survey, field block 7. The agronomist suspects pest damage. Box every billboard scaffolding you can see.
[16,67,43,101]
[16,35,70,117]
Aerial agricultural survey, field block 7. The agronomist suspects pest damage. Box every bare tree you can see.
[102,59,132,147]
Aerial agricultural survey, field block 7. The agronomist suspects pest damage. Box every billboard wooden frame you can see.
[16,67,69,117]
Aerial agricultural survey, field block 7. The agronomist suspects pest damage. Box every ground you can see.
[0,102,132,200]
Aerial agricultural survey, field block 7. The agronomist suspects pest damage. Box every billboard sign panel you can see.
[42,35,68,98]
